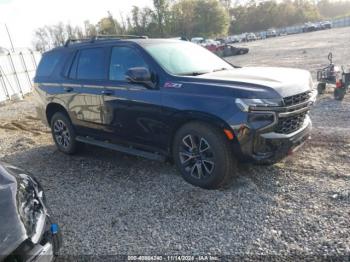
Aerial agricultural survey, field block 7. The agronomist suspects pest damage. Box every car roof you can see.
[48,38,185,53]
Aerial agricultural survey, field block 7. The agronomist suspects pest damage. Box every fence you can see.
[332,16,350,28]
[0,50,41,103]
[276,16,350,35]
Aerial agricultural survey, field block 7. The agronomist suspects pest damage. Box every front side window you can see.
[144,41,233,76]
[109,46,148,81]
[75,48,106,80]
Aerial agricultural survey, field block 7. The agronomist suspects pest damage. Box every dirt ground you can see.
[0,27,349,259]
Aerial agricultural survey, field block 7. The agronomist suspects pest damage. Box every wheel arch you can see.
[167,111,234,156]
[46,102,70,125]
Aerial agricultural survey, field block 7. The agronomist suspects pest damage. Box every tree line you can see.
[33,0,350,52]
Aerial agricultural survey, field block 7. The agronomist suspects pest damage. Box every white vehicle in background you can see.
[266,28,277,38]
[226,35,240,43]
[202,39,220,46]
[238,33,248,42]
[191,37,204,44]
[246,33,257,41]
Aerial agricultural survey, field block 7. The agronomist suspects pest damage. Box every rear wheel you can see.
[317,83,326,94]
[173,122,237,189]
[334,88,346,100]
[50,112,79,154]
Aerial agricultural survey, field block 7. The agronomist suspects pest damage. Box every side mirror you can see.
[125,67,155,89]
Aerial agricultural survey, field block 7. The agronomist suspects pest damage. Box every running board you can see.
[76,136,166,161]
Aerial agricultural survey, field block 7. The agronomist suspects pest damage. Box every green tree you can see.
[318,0,350,18]
[171,0,197,37]
[153,0,171,37]
[97,15,122,35]
[171,0,229,38]
[229,0,321,34]
[194,0,230,37]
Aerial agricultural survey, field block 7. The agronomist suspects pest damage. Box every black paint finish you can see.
[34,39,315,162]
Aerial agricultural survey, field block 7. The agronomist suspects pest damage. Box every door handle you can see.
[64,86,73,92]
[101,89,113,96]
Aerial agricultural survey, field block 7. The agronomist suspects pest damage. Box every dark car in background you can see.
[303,22,318,32]
[222,44,249,57]
[0,162,61,262]
[33,36,316,189]
[318,21,332,30]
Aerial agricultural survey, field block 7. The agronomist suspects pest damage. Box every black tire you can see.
[317,83,326,95]
[334,88,346,100]
[50,112,79,154]
[173,122,237,189]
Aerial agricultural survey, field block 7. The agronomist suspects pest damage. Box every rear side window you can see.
[75,48,106,80]
[36,52,61,77]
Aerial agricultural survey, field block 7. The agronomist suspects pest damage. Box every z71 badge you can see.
[163,82,183,88]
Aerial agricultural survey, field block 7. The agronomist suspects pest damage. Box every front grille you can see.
[275,112,307,134]
[283,91,310,106]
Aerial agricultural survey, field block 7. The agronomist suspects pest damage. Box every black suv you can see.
[34,36,316,189]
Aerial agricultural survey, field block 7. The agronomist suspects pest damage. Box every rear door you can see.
[102,45,165,151]
[66,47,109,137]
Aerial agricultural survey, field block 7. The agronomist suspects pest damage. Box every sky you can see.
[0,0,153,50]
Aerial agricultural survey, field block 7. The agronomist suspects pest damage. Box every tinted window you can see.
[36,52,61,77]
[76,48,106,80]
[109,47,148,81]
[68,52,79,79]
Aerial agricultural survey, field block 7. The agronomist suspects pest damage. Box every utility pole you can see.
[5,24,15,52]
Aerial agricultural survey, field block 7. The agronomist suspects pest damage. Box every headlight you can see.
[235,98,282,112]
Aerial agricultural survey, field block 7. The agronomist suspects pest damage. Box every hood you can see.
[0,162,46,257]
[199,67,314,98]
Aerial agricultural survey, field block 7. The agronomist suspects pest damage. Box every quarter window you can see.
[36,51,61,77]
[109,47,148,81]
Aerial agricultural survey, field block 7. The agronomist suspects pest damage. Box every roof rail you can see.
[93,35,148,40]
[64,38,93,47]
[64,34,148,47]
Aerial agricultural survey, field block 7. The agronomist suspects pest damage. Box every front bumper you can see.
[251,115,312,163]
[5,216,62,262]
[27,241,54,262]
[29,217,62,262]
[231,90,316,163]
[233,113,313,164]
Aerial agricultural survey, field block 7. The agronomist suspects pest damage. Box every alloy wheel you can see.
[179,134,215,179]
[53,120,70,149]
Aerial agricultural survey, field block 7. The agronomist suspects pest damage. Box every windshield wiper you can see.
[213,68,229,72]
[180,71,210,76]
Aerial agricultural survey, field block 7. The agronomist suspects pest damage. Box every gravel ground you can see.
[1,27,350,259]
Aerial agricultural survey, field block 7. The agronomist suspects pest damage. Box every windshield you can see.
[144,41,233,76]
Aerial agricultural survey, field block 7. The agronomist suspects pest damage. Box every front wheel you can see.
[50,112,79,154]
[173,122,237,189]
[334,88,346,100]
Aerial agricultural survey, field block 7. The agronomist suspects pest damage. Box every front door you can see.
[102,45,165,152]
